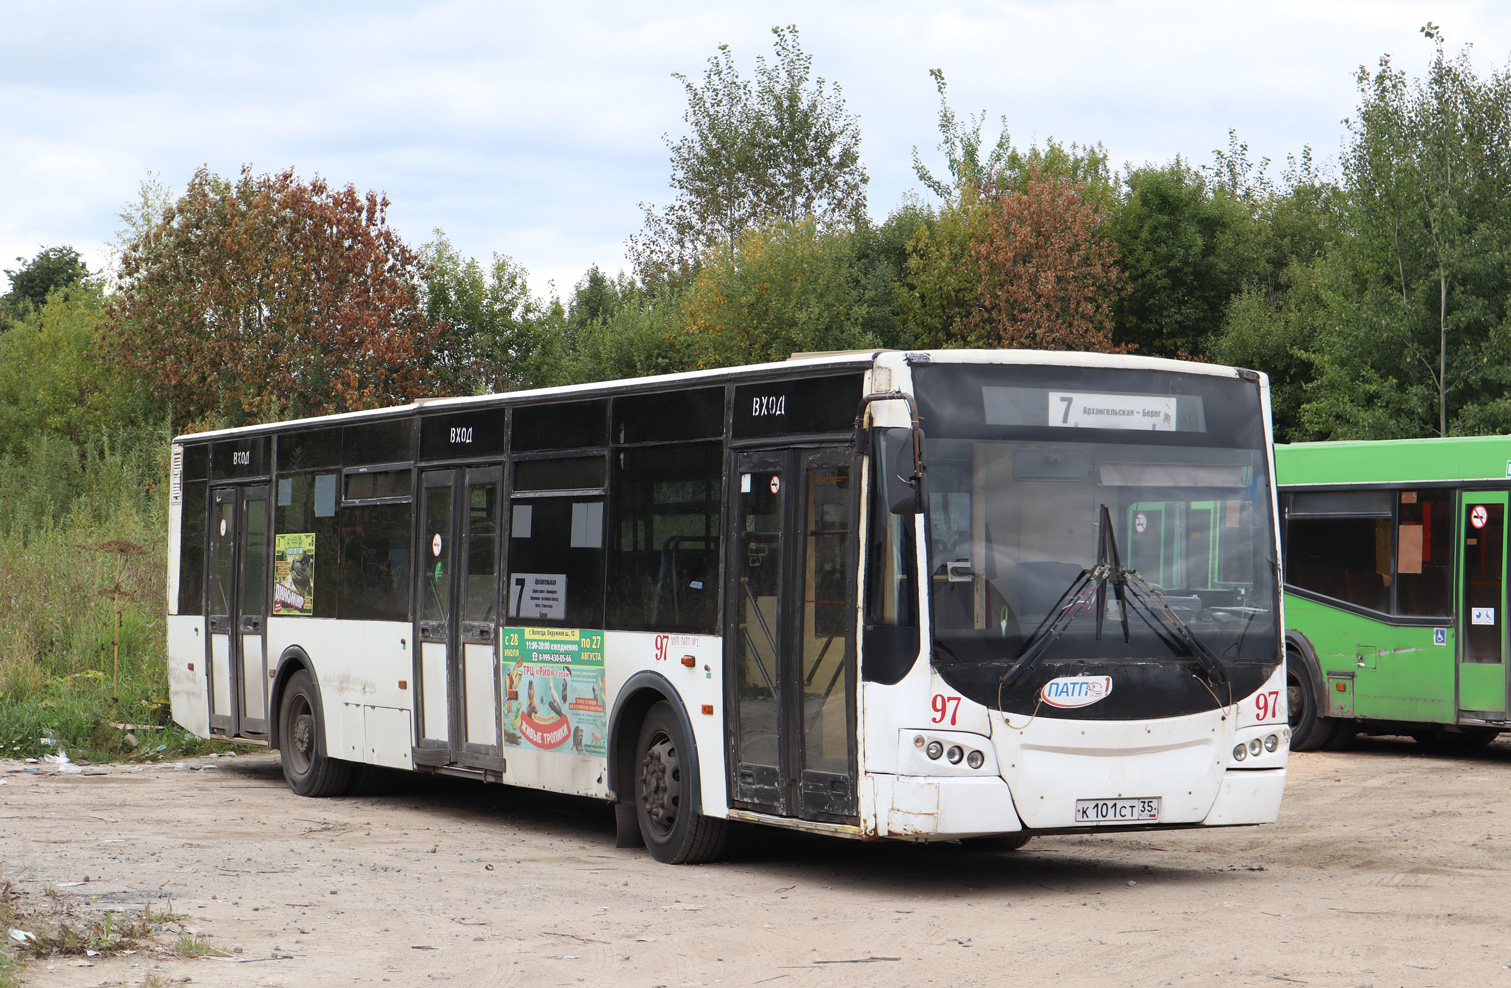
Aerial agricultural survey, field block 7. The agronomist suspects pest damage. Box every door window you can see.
[421,484,453,625]
[209,498,236,616]
[1463,501,1504,664]
[735,467,784,768]
[464,480,499,623]
[240,496,267,617]
[801,462,851,778]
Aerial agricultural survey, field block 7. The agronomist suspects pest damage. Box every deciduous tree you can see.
[112,166,440,430]
[629,26,867,284]
[961,168,1127,351]
[1,246,90,324]
[421,230,539,395]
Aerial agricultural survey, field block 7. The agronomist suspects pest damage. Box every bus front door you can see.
[1458,492,1509,716]
[727,447,858,824]
[205,484,270,739]
[415,468,504,771]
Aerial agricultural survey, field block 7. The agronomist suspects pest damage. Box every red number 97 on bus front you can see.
[1254,690,1281,722]
[931,693,960,726]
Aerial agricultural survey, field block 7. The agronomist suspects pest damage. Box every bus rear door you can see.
[205,484,270,739]
[727,447,858,824]
[1458,492,1509,717]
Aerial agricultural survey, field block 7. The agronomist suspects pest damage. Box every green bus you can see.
[1276,436,1511,750]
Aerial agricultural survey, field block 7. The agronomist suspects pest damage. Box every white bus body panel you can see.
[167,615,209,739]
[266,618,414,761]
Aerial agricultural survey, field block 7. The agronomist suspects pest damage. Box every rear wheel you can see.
[278,669,352,797]
[635,701,726,864]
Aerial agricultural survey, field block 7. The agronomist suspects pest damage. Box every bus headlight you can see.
[966,750,985,770]
[926,740,944,760]
[946,745,964,764]
[1263,734,1279,752]
[1232,744,1247,761]
[1248,738,1263,756]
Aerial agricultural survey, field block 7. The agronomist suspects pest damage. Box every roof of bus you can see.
[1276,434,1511,486]
[172,348,1257,444]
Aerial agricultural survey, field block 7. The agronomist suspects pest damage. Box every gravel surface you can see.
[4,738,1510,986]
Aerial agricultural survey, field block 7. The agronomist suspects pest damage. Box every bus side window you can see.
[273,472,341,618]
[863,440,919,685]
[1395,489,1453,617]
[506,454,607,629]
[605,442,722,634]
[1284,490,1393,613]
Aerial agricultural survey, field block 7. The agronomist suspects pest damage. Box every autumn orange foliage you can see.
[960,166,1129,352]
[111,166,440,432]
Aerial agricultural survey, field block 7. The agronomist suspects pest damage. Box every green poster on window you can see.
[273,533,316,616]
[501,627,607,757]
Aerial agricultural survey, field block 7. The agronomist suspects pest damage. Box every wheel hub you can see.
[293,713,313,755]
[639,736,680,833]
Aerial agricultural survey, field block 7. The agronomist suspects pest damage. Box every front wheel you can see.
[279,669,353,797]
[1287,648,1339,752]
[635,701,727,864]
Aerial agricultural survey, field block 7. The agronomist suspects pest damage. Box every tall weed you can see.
[0,428,183,759]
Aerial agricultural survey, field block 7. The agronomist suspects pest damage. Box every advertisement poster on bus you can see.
[501,627,606,757]
[273,533,316,616]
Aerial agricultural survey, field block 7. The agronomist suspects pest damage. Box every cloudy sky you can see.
[4,1,1511,297]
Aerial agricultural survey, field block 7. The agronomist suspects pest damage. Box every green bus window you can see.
[1395,489,1453,617]
[1285,491,1393,613]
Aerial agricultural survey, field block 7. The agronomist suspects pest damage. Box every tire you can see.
[1320,721,1357,751]
[1286,647,1338,752]
[278,669,353,797]
[634,700,726,864]
[960,833,1032,852]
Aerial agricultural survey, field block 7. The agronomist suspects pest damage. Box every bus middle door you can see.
[415,468,504,771]
[205,484,270,739]
[727,447,858,824]
[1458,492,1509,718]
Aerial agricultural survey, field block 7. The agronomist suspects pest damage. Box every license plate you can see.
[1075,797,1160,824]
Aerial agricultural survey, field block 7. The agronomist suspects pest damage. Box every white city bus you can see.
[166,349,1288,863]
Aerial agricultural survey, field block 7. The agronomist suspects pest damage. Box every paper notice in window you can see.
[1398,524,1424,574]
[510,573,566,621]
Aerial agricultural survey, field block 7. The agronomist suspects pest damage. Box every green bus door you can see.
[1458,492,1508,716]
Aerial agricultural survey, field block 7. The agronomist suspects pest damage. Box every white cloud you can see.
[3,0,1511,293]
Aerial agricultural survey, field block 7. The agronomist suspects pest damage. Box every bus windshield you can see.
[928,438,1276,663]
[913,364,1278,667]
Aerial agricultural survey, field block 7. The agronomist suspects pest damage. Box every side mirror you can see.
[879,427,926,515]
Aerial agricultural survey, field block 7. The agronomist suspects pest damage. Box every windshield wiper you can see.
[1000,504,1229,688]
[998,565,1104,688]
[1118,570,1229,684]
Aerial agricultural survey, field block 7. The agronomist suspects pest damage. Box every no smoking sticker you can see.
[432,533,443,556]
[769,476,780,495]
[1134,512,1148,535]
[1471,504,1489,529]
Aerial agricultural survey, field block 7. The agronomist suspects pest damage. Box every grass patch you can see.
[173,933,229,958]
[2,872,192,982]
[0,430,225,763]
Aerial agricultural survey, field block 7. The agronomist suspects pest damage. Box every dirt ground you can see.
[4,738,1511,988]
